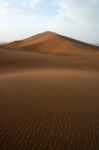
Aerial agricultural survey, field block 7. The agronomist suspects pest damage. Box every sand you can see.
[0,46,99,149]
[0,48,99,74]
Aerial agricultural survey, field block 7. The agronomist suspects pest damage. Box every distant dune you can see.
[1,31,99,55]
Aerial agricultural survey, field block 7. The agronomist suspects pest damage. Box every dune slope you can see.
[0,48,99,74]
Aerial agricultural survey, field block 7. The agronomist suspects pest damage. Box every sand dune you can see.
[0,31,99,149]
[1,31,99,54]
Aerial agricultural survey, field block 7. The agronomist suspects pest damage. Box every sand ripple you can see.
[0,70,99,149]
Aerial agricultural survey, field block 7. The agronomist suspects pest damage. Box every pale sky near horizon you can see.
[0,0,99,44]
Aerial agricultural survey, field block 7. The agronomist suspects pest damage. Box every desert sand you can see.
[0,32,99,149]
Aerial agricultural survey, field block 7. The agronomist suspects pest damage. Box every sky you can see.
[0,0,99,44]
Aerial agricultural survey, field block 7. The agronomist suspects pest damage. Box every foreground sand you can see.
[0,49,99,149]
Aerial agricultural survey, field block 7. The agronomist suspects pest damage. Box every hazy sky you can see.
[0,0,99,43]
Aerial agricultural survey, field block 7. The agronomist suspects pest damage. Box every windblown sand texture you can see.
[0,32,99,150]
